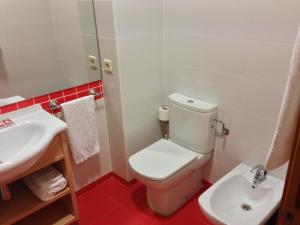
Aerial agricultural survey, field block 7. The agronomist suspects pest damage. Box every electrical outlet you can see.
[89,55,98,70]
[103,59,113,74]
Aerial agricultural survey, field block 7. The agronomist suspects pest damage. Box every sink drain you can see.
[241,204,252,211]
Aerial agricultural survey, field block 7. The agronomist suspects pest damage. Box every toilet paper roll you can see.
[158,106,169,121]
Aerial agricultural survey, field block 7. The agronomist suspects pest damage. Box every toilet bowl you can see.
[129,93,218,216]
[129,139,211,215]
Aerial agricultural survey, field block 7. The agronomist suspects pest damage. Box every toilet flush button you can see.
[187,100,194,103]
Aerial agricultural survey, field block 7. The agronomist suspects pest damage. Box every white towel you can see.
[61,95,100,164]
[265,25,300,170]
[23,166,67,201]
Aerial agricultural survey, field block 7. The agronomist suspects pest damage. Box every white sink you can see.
[198,163,284,225]
[0,105,67,184]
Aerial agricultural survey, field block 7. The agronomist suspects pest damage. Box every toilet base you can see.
[146,170,203,216]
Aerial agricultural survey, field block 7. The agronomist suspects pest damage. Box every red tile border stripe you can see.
[0,80,103,115]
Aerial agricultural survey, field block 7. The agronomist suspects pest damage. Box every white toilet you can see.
[128,93,218,216]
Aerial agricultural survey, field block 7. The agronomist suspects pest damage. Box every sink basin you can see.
[198,163,284,225]
[0,105,67,184]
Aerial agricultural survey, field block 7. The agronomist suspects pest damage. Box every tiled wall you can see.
[94,0,128,180]
[77,0,101,83]
[0,0,65,98]
[94,0,300,183]
[94,0,164,181]
[163,0,300,182]
[0,0,99,99]
[75,1,300,184]
[49,0,88,89]
[0,80,103,114]
[114,0,164,181]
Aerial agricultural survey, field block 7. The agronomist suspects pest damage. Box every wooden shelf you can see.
[15,201,77,225]
[0,133,78,225]
[0,181,70,225]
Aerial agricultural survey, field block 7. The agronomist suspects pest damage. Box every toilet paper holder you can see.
[158,105,169,122]
[211,118,230,136]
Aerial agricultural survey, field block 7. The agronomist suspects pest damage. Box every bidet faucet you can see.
[250,165,267,189]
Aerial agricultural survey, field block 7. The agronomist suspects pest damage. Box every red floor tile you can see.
[77,184,121,225]
[91,206,144,225]
[96,177,139,204]
[77,177,213,225]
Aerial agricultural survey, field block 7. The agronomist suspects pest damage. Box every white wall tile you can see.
[98,37,119,74]
[240,79,285,122]
[243,41,292,85]
[94,1,115,38]
[112,0,164,181]
[117,35,162,72]
[0,0,52,25]
[163,0,298,181]
[77,0,97,35]
[164,0,300,43]
[114,0,162,37]
[95,0,297,183]
[164,34,246,76]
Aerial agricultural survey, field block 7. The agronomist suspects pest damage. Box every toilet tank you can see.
[168,93,218,154]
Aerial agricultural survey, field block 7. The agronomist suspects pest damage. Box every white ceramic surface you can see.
[199,163,284,225]
[0,96,25,107]
[0,105,67,184]
[129,93,216,215]
[169,93,217,154]
[129,139,198,181]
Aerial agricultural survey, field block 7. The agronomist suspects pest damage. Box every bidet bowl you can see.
[198,163,284,225]
[0,105,67,184]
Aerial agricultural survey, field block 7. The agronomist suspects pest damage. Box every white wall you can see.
[71,100,112,191]
[0,0,99,98]
[94,0,129,179]
[0,0,64,98]
[76,0,101,82]
[95,0,164,181]
[114,0,164,180]
[163,0,300,182]
[94,0,300,183]
[50,0,88,88]
[62,1,113,190]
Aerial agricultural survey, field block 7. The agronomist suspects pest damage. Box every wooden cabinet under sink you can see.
[0,133,79,225]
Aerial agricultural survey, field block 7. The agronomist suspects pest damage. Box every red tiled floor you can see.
[77,177,214,225]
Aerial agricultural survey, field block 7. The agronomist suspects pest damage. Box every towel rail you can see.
[48,88,102,110]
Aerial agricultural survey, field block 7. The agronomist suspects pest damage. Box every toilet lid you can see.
[129,139,199,181]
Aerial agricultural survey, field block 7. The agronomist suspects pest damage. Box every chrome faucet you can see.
[250,165,267,189]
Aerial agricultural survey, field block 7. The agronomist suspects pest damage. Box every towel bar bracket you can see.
[48,88,102,110]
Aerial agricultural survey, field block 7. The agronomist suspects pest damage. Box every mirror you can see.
[0,0,101,103]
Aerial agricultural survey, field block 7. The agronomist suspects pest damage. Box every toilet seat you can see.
[129,139,199,182]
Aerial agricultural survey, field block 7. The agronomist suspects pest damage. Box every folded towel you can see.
[61,95,100,164]
[23,166,67,201]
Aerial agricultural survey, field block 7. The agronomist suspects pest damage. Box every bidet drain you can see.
[241,204,252,211]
